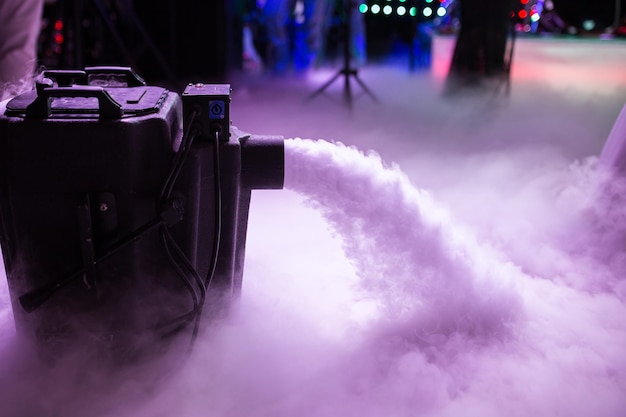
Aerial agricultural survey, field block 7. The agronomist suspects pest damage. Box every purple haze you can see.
[1,35,626,416]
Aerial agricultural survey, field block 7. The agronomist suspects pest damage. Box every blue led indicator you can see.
[209,101,225,120]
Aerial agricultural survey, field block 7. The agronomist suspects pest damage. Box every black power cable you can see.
[156,117,223,354]
[187,129,222,351]
[19,216,166,312]
[159,108,200,205]
[155,107,206,336]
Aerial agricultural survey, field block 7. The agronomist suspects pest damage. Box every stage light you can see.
[362,0,446,20]
[518,10,528,19]
[530,12,540,23]
[582,20,595,31]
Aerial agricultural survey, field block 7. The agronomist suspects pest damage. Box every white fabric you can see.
[599,102,626,173]
[0,0,44,84]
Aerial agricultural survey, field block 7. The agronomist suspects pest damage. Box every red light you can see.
[520,0,529,4]
[54,33,64,44]
[54,20,63,31]
[518,10,528,19]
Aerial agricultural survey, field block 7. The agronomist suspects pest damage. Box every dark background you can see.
[37,0,625,88]
[554,0,624,28]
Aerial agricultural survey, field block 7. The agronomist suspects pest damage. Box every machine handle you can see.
[84,66,146,87]
[26,86,123,119]
[41,67,146,87]
[43,70,87,87]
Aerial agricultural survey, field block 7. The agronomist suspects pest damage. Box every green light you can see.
[409,7,417,16]
[425,0,434,3]
[359,3,368,13]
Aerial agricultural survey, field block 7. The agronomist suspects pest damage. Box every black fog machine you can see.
[0,67,284,363]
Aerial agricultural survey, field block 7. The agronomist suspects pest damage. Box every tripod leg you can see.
[353,73,379,102]
[306,69,344,101]
[344,70,353,109]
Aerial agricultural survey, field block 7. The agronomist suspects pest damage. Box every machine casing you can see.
[0,68,283,362]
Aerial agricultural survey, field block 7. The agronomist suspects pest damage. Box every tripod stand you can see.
[307,0,378,108]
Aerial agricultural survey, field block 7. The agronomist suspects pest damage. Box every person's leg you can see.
[263,0,293,73]
[348,0,367,67]
[294,0,330,71]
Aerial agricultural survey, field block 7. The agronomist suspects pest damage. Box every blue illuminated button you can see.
[209,100,225,119]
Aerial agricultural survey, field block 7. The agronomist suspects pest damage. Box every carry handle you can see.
[26,86,123,119]
[42,67,146,87]
[84,66,146,87]
[43,70,87,87]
